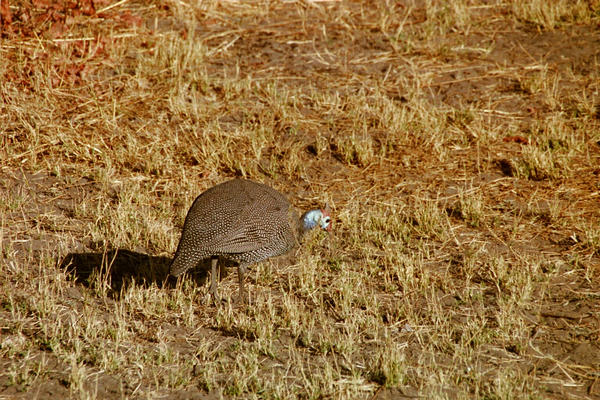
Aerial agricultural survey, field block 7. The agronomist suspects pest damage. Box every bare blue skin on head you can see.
[301,209,332,232]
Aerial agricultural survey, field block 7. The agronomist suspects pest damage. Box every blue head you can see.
[301,206,332,232]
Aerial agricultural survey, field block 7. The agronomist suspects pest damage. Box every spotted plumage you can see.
[170,179,331,301]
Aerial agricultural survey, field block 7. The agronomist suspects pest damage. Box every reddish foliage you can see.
[31,0,52,8]
[46,20,66,38]
[1,0,13,35]
[2,0,146,88]
[62,63,86,83]
[1,0,12,23]
[76,0,95,17]
[4,0,145,39]
[117,10,143,27]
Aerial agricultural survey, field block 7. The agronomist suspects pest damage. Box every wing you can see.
[212,188,292,254]
[178,179,292,255]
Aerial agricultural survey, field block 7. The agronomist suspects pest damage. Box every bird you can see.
[169,178,331,302]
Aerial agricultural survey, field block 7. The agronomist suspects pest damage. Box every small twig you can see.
[97,0,130,14]
[206,35,240,56]
[539,311,591,320]
[369,385,383,400]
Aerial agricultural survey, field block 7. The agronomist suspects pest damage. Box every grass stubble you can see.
[1,0,599,399]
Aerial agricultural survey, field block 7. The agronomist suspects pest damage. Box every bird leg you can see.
[209,257,219,301]
[237,263,249,304]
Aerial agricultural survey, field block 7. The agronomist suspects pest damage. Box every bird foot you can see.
[206,293,229,307]
[206,286,248,306]
[207,285,224,306]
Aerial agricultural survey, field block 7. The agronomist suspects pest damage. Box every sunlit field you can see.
[1,0,599,398]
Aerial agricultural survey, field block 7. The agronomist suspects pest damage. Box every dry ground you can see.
[1,0,600,399]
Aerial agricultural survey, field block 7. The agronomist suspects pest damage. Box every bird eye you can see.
[324,217,331,224]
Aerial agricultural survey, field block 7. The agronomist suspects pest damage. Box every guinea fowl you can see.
[169,179,331,302]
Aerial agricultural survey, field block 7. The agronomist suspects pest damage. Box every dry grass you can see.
[1,0,600,399]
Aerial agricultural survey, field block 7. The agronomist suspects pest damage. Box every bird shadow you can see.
[59,249,213,297]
